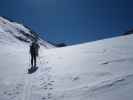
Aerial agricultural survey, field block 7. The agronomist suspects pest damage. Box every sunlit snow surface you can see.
[0,17,133,100]
[0,17,54,48]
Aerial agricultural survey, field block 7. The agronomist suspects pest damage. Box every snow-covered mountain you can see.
[0,17,54,48]
[0,17,133,100]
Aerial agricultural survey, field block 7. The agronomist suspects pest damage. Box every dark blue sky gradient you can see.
[0,0,133,45]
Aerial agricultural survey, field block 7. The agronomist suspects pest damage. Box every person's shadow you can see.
[28,66,38,74]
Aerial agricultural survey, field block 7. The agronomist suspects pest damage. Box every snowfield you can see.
[0,17,133,100]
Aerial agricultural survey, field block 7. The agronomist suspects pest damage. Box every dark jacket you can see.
[30,42,40,56]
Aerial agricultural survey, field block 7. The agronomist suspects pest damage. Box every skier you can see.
[29,39,40,69]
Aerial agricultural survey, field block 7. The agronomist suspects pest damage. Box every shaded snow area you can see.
[0,31,133,100]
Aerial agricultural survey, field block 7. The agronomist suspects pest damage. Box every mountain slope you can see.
[0,30,133,100]
[0,17,54,48]
[39,34,133,100]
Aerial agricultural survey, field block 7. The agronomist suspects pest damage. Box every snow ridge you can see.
[0,16,54,48]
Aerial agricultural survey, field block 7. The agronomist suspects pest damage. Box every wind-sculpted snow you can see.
[101,57,133,65]
[52,74,133,100]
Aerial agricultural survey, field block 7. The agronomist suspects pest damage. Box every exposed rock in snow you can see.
[123,29,133,35]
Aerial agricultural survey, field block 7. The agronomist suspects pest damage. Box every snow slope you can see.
[39,34,133,100]
[0,19,133,99]
[0,17,54,48]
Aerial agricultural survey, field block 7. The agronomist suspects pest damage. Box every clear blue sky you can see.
[0,0,133,45]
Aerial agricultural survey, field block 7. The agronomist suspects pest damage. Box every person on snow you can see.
[30,39,40,68]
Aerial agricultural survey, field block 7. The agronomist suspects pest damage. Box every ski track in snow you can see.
[21,58,55,100]
[22,75,32,100]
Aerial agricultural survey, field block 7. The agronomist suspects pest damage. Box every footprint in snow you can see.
[102,62,109,65]
[72,76,80,81]
[41,93,52,100]
[47,83,53,86]
[3,83,23,99]
[42,97,46,100]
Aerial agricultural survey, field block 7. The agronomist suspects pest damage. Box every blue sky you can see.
[0,0,133,45]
